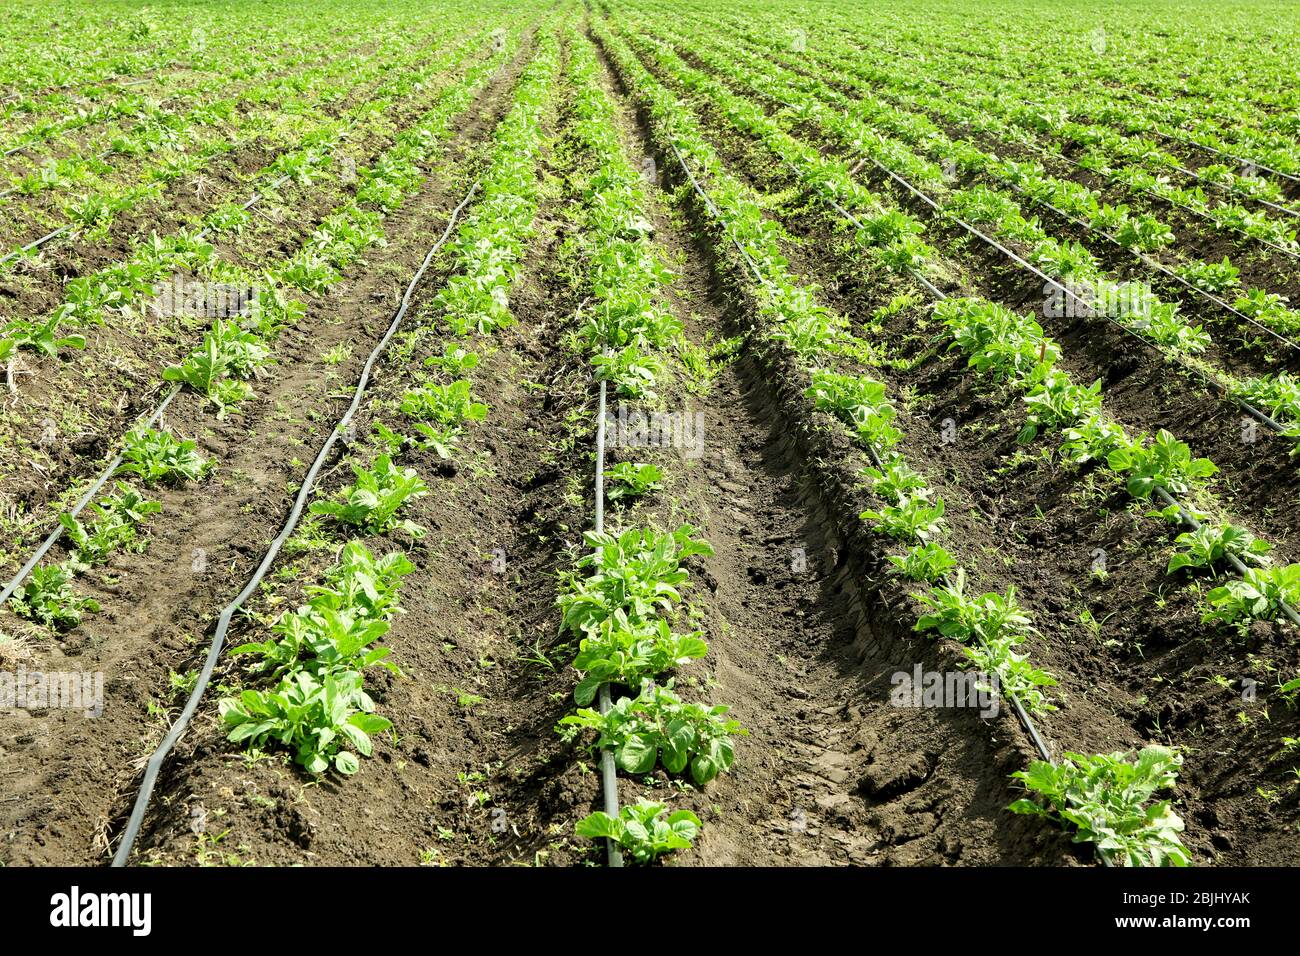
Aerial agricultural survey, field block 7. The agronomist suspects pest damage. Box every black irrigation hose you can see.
[109,178,480,866]
[668,140,1085,849]
[857,153,1291,435]
[822,158,1300,630]
[0,384,181,607]
[0,172,297,597]
[0,224,72,267]
[591,362,624,868]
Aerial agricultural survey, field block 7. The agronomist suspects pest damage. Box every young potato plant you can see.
[861,495,946,543]
[575,800,701,865]
[1107,430,1218,499]
[605,462,663,502]
[10,563,100,629]
[233,541,411,680]
[1203,565,1300,626]
[222,541,412,776]
[1166,522,1271,575]
[559,680,743,785]
[887,542,957,582]
[60,482,161,570]
[118,428,214,484]
[423,343,480,376]
[309,454,428,538]
[399,379,488,458]
[558,524,713,640]
[806,369,901,450]
[915,569,1035,645]
[163,321,269,416]
[220,668,391,777]
[1009,745,1191,867]
[565,595,710,705]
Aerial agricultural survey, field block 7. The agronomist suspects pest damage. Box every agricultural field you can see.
[0,0,1298,880]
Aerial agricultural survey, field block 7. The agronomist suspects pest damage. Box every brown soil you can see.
[605,24,1300,865]
[0,36,534,867]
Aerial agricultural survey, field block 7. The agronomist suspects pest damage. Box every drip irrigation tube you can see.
[0,384,180,607]
[856,153,1292,435]
[109,179,480,866]
[592,359,624,868]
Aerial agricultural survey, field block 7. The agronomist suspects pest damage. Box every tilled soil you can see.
[4,16,1297,870]
[0,38,534,866]
[607,21,1300,864]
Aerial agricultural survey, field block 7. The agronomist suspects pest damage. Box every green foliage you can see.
[1009,746,1190,867]
[220,669,391,776]
[1167,523,1270,574]
[119,428,214,484]
[309,455,427,537]
[575,801,701,864]
[1203,565,1300,625]
[559,681,743,785]
[60,482,160,570]
[605,462,663,502]
[10,563,99,629]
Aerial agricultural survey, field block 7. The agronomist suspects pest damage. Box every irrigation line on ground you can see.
[857,153,1291,434]
[109,178,481,866]
[0,384,181,606]
[591,350,624,868]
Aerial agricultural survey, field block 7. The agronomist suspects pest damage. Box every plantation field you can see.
[1,0,1299,871]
